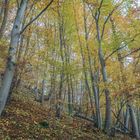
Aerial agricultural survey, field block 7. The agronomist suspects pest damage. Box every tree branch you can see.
[120,47,140,59]
[112,109,131,132]
[20,0,54,34]
[73,112,96,123]
[105,33,140,61]
[101,1,124,39]
[98,0,104,11]
[105,44,127,61]
[98,0,104,19]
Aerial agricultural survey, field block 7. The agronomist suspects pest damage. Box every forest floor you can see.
[0,89,135,140]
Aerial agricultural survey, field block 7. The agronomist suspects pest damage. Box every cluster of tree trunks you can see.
[0,0,139,139]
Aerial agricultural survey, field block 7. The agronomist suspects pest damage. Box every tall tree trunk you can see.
[0,0,4,18]
[0,0,28,115]
[41,79,45,105]
[56,5,64,118]
[124,105,129,133]
[65,44,73,115]
[67,74,72,115]
[70,74,74,106]
[137,108,140,134]
[73,1,95,117]
[95,20,111,133]
[83,2,102,129]
[49,43,57,107]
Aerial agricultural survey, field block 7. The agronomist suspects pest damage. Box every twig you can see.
[120,48,140,59]
[105,33,140,61]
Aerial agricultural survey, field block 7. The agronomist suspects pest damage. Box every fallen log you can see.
[73,112,96,123]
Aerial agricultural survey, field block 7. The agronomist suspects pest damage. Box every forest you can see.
[0,0,140,139]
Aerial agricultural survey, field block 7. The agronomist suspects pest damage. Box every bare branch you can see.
[26,0,37,17]
[97,0,104,19]
[101,1,124,39]
[105,44,127,61]
[20,0,54,34]
[87,20,94,37]
[87,4,96,20]
[105,33,140,61]
[98,0,104,11]
[120,48,140,59]
[112,109,131,132]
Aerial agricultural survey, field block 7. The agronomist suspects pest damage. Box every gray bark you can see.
[65,44,73,115]
[0,0,9,39]
[73,2,94,118]
[67,75,72,115]
[138,108,140,134]
[124,105,130,133]
[95,19,111,133]
[0,0,5,21]
[129,104,140,139]
[41,79,45,105]
[56,6,64,118]
[0,0,28,115]
[83,2,102,129]
[34,86,39,100]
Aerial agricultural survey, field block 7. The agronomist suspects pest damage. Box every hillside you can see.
[0,89,134,140]
[0,0,140,139]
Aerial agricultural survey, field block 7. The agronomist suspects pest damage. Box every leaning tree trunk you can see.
[0,0,28,115]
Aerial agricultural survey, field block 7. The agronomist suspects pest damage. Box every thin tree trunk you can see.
[95,19,111,133]
[0,0,9,39]
[70,74,74,106]
[0,0,4,18]
[41,79,45,105]
[56,5,65,118]
[49,24,57,109]
[124,105,130,133]
[67,74,72,115]
[129,104,140,139]
[65,44,73,115]
[72,1,95,117]
[83,2,102,129]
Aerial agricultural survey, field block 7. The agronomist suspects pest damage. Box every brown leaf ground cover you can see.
[0,91,134,140]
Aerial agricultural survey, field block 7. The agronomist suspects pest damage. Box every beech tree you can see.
[0,0,54,115]
[0,0,140,139]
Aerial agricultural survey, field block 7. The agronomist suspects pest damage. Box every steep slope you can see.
[0,90,134,140]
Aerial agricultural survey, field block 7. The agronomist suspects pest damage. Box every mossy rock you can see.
[39,120,49,128]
